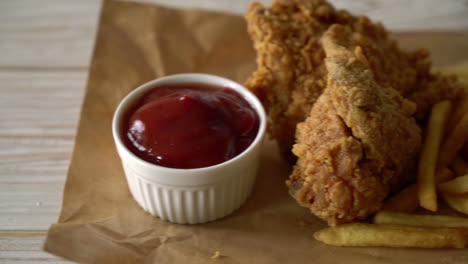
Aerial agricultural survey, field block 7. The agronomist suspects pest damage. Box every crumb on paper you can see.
[211,251,221,259]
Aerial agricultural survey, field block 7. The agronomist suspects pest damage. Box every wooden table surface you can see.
[0,0,467,262]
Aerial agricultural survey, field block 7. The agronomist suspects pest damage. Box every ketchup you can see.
[122,84,259,169]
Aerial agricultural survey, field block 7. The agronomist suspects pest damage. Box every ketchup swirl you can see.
[122,84,259,169]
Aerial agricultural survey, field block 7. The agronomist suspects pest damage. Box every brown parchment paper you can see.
[44,0,468,263]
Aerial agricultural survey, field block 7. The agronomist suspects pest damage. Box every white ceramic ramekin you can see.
[112,73,266,224]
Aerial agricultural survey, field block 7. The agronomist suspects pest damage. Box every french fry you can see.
[438,112,468,169]
[451,156,468,176]
[438,175,468,194]
[373,211,468,228]
[383,168,454,213]
[447,98,468,132]
[435,65,468,84]
[442,193,468,216]
[435,64,468,76]
[313,223,467,248]
[418,100,452,211]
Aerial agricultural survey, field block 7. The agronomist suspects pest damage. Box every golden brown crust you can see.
[245,0,463,160]
[287,25,422,226]
[244,0,349,160]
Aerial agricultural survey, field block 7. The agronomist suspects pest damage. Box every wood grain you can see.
[0,233,72,263]
[330,0,468,31]
[0,70,86,231]
[0,0,467,262]
[0,182,68,230]
[0,0,101,68]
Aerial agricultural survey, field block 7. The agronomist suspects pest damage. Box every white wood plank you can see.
[0,70,86,180]
[0,183,65,230]
[127,0,270,15]
[0,233,72,263]
[0,70,86,230]
[0,137,73,182]
[0,70,86,136]
[0,0,101,68]
[329,0,468,31]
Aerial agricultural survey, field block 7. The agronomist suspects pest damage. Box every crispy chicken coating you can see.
[245,0,462,160]
[287,25,422,225]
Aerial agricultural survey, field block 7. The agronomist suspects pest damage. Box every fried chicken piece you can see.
[245,0,340,161]
[245,0,463,160]
[286,25,422,226]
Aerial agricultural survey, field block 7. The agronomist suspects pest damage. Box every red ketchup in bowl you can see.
[122,84,259,169]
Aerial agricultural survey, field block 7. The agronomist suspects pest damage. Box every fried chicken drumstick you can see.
[287,25,422,225]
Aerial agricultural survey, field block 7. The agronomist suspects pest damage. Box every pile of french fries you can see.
[315,68,468,248]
